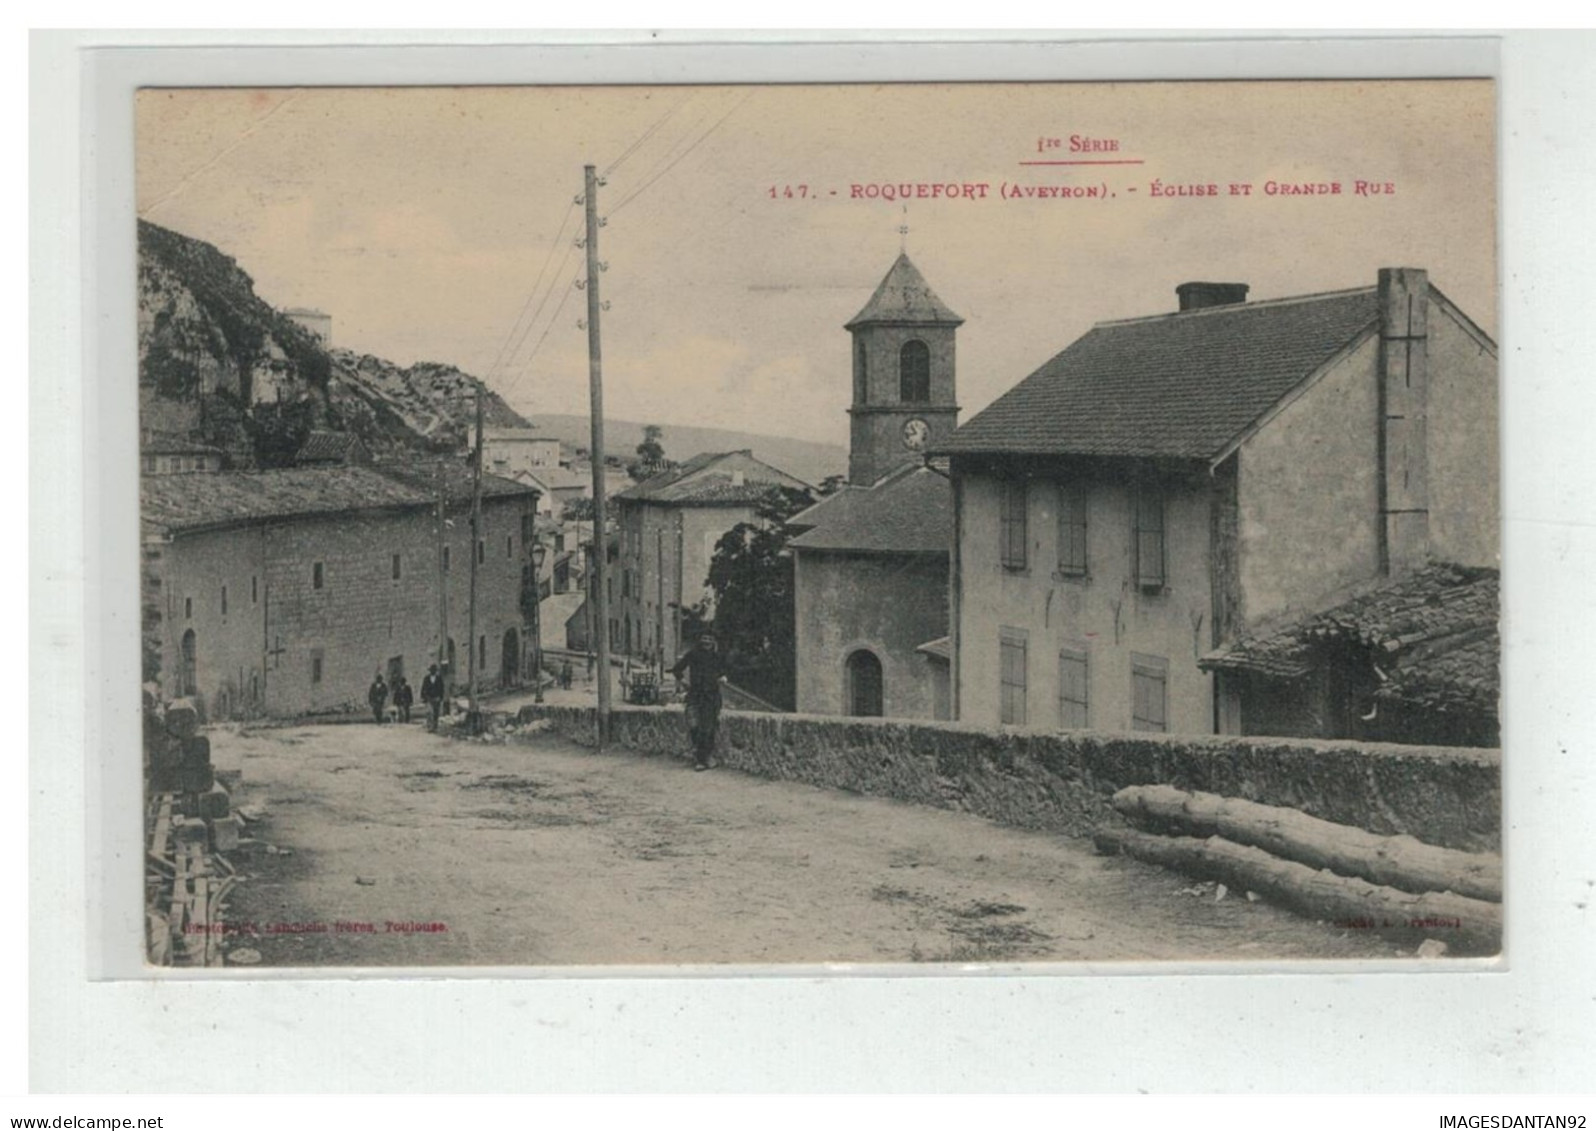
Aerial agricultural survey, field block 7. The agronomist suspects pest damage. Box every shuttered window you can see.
[1000,628,1028,725]
[1000,479,1028,571]
[1131,654,1168,732]
[1134,486,1165,590]
[1057,483,1088,575]
[1058,647,1089,729]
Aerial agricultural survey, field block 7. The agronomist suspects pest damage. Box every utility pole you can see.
[436,459,449,681]
[584,163,612,743]
[656,525,665,683]
[466,382,485,731]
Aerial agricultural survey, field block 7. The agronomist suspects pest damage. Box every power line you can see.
[502,266,583,398]
[609,90,755,216]
[602,90,697,178]
[486,94,702,400]
[482,200,577,383]
[491,213,580,383]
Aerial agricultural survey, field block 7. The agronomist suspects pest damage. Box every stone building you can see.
[483,426,563,479]
[791,464,953,719]
[788,252,965,720]
[284,307,333,346]
[142,463,540,718]
[1200,561,1499,747]
[935,268,1498,737]
[141,431,224,475]
[515,464,590,517]
[610,450,810,664]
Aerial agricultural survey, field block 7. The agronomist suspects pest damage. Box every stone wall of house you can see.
[1426,301,1500,569]
[953,463,1217,734]
[517,705,1501,853]
[1236,334,1383,627]
[613,500,760,664]
[155,494,535,718]
[793,549,949,719]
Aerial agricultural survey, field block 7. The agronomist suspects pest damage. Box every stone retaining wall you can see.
[515,705,1501,852]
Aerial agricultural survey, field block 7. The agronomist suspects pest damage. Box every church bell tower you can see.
[845,253,962,486]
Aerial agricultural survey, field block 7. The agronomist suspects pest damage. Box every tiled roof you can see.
[1201,563,1499,714]
[518,465,589,492]
[613,451,810,507]
[143,464,535,536]
[142,431,222,456]
[373,459,539,505]
[935,287,1381,460]
[295,430,368,464]
[845,253,964,329]
[143,466,429,535]
[789,464,951,555]
[483,426,559,442]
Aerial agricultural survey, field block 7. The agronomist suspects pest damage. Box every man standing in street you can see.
[421,663,445,732]
[368,671,389,725]
[392,674,414,724]
[670,629,728,771]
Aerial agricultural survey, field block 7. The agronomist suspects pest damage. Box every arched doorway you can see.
[845,649,884,717]
[501,627,521,686]
[179,629,197,697]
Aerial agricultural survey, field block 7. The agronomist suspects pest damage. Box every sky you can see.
[136,81,1496,448]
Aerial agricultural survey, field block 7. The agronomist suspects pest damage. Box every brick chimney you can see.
[1377,267,1431,575]
[1176,281,1250,311]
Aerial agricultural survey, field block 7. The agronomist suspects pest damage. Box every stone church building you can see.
[790,253,962,720]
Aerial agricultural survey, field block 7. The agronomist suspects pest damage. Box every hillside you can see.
[528,414,846,487]
[137,220,529,467]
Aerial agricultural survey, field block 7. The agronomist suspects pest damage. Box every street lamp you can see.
[530,539,548,704]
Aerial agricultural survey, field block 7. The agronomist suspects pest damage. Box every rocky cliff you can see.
[138,219,529,467]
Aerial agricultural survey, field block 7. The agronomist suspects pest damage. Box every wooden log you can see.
[147,910,170,967]
[149,794,173,864]
[1112,784,1502,903]
[167,841,189,957]
[193,875,210,966]
[1095,825,1501,952]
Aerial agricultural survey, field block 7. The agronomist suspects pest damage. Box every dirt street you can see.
[212,720,1405,966]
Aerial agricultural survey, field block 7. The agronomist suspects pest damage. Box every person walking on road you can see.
[670,630,729,771]
[392,675,414,723]
[421,664,445,731]
[368,671,389,725]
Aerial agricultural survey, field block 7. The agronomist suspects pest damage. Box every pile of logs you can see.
[144,696,242,967]
[1095,784,1502,953]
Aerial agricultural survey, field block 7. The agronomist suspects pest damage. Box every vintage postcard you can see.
[134,79,1499,969]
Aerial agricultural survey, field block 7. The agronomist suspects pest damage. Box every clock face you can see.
[902,417,931,452]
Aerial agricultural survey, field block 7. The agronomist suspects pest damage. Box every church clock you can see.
[902,417,930,452]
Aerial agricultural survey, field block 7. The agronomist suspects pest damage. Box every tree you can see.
[629,423,672,482]
[700,484,816,709]
[245,397,316,469]
[818,473,848,496]
[562,496,596,522]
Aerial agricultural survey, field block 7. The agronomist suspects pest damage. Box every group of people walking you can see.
[359,633,728,770]
[367,664,449,731]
